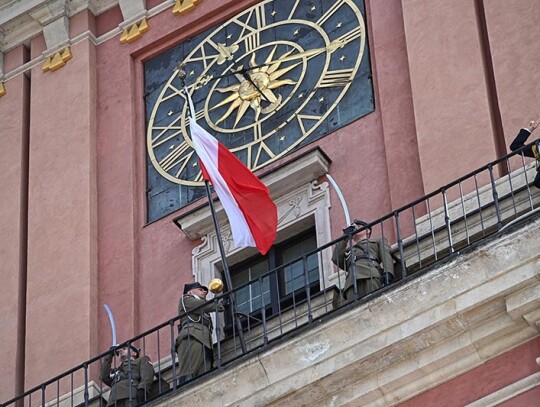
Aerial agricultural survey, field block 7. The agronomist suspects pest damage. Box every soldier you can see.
[510,118,540,188]
[175,282,224,384]
[332,220,394,303]
[100,344,154,406]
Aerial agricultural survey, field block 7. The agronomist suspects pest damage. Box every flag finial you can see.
[176,62,187,81]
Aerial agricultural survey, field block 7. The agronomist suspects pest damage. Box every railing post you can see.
[345,231,359,302]
[303,255,313,324]
[83,363,89,407]
[126,341,133,407]
[41,384,45,407]
[442,188,455,254]
[156,329,164,396]
[393,212,407,278]
[169,320,177,390]
[214,296,222,370]
[71,372,74,407]
[487,164,503,229]
[261,277,268,346]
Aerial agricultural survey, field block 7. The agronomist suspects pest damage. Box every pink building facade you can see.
[1,0,539,404]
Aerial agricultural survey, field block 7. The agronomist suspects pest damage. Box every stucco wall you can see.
[1,0,539,402]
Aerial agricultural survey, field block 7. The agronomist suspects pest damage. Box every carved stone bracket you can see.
[118,0,149,44]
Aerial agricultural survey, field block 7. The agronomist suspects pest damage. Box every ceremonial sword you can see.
[103,304,117,347]
[326,173,351,227]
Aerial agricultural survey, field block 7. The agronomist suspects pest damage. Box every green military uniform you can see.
[510,128,540,188]
[332,237,394,301]
[100,353,154,406]
[175,293,224,380]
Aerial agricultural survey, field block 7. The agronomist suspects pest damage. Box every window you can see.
[226,228,319,332]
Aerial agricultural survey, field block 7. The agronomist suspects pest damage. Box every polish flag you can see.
[185,90,277,255]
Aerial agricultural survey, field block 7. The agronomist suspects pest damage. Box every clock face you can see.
[144,0,374,221]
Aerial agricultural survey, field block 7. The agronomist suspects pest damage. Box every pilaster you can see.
[24,37,98,390]
[0,45,30,403]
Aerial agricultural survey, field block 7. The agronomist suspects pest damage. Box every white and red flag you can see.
[185,90,277,255]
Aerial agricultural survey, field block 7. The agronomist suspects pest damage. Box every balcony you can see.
[3,143,540,407]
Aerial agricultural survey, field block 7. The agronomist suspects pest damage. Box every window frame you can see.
[224,227,320,334]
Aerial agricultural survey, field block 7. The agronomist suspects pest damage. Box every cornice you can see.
[0,0,179,81]
[0,0,119,53]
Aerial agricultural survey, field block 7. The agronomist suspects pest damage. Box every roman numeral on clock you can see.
[320,69,354,88]
[159,141,193,174]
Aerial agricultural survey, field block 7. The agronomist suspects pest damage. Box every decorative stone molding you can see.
[42,46,72,72]
[41,16,70,52]
[506,284,540,325]
[119,18,149,44]
[118,0,149,44]
[29,2,67,32]
[465,372,540,407]
[191,180,333,287]
[174,148,331,240]
[0,0,119,53]
[172,0,202,15]
[119,0,146,21]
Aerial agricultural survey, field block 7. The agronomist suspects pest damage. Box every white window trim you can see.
[191,180,333,291]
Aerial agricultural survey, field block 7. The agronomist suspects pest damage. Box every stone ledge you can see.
[154,217,540,406]
[465,372,540,407]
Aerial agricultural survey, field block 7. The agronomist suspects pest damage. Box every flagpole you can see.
[204,181,247,354]
[177,62,246,354]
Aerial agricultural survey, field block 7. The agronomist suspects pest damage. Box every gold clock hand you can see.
[193,38,346,87]
[265,38,346,65]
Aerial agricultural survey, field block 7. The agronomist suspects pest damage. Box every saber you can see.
[103,304,117,347]
[326,174,351,226]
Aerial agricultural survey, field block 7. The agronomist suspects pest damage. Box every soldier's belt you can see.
[355,255,380,262]
[114,375,139,387]
[181,321,212,330]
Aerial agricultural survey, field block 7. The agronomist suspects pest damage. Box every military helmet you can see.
[117,344,140,358]
[183,281,209,294]
[353,219,372,232]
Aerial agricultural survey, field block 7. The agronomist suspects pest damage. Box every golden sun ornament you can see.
[210,46,300,127]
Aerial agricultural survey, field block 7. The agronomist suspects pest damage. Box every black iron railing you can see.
[3,140,539,407]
